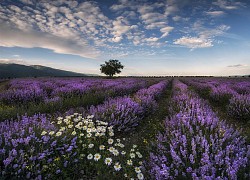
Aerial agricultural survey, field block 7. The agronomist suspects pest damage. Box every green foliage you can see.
[100,60,124,77]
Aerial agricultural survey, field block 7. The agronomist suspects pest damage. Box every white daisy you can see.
[108,147,115,152]
[108,138,114,144]
[94,153,101,161]
[87,133,92,138]
[114,162,122,171]
[130,153,136,158]
[135,167,141,173]
[99,145,105,150]
[56,131,62,137]
[41,131,47,136]
[104,158,112,166]
[112,149,119,156]
[57,117,63,121]
[88,144,94,148]
[87,154,93,160]
[121,151,126,155]
[137,173,144,180]
[49,131,55,135]
[127,159,133,165]
[68,124,73,129]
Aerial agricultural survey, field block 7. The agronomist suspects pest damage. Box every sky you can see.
[0,0,250,76]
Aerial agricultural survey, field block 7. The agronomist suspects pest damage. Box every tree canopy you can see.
[100,59,124,77]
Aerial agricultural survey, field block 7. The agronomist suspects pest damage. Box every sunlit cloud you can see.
[174,36,213,49]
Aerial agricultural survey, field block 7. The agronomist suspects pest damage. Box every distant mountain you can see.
[0,63,94,78]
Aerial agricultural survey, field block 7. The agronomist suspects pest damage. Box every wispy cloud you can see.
[174,22,230,49]
[213,0,246,10]
[227,64,248,68]
[205,11,225,17]
[173,36,213,49]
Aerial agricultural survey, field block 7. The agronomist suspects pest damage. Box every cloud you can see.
[173,36,213,49]
[160,26,174,38]
[206,11,225,17]
[0,1,111,58]
[145,37,159,42]
[213,0,244,10]
[0,58,28,65]
[177,21,231,49]
[172,15,181,21]
[227,64,248,68]
[0,24,100,58]
[112,16,131,37]
[112,36,123,43]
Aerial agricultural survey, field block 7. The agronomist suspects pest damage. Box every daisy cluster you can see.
[0,113,144,179]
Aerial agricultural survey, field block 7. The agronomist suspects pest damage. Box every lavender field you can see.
[0,77,250,179]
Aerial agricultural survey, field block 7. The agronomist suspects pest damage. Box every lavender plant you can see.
[88,81,168,132]
[149,80,250,179]
[228,94,250,122]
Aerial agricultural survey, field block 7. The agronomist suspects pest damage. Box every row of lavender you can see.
[66,80,168,132]
[0,78,149,105]
[149,80,250,179]
[0,80,169,179]
[183,78,250,122]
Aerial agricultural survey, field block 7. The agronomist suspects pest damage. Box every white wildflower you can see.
[108,139,114,144]
[94,153,101,161]
[87,154,93,160]
[114,162,122,171]
[112,149,119,156]
[130,153,136,158]
[56,131,62,137]
[127,159,133,165]
[41,131,47,136]
[104,158,112,166]
[49,131,55,135]
[99,145,105,150]
[137,173,144,180]
[68,124,73,129]
[135,167,141,173]
[88,144,94,148]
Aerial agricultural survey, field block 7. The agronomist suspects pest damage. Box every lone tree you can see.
[100,59,124,77]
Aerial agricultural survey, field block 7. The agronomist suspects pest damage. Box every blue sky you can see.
[0,0,250,76]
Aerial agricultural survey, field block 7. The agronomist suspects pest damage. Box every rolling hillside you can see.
[0,63,93,78]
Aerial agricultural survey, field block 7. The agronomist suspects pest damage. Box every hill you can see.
[0,63,92,78]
